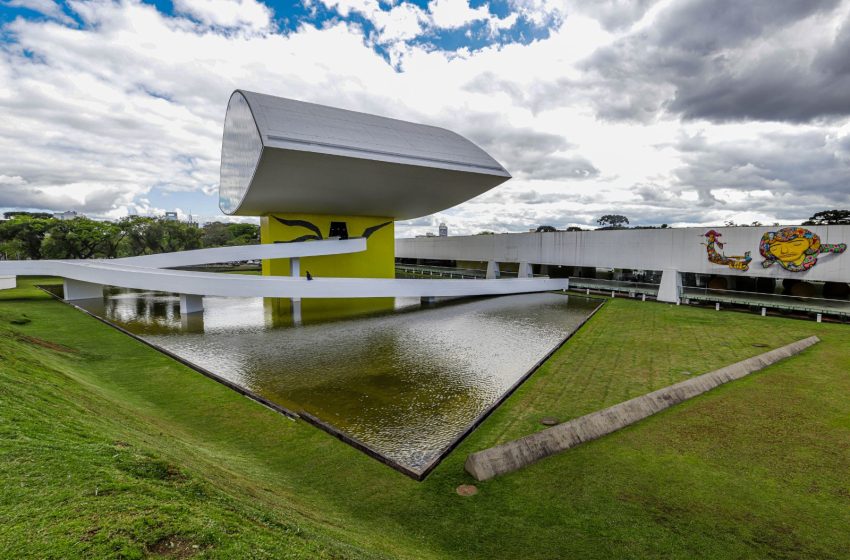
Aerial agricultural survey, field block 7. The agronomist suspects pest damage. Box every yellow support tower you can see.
[260,213,395,279]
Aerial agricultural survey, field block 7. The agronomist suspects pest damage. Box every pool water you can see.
[75,291,598,475]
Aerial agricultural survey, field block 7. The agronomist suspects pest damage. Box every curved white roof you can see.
[219,90,511,218]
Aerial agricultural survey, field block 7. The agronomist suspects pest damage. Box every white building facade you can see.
[397,225,850,303]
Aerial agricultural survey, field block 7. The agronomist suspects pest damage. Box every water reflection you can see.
[78,289,598,473]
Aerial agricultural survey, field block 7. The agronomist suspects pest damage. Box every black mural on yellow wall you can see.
[361,221,393,238]
[272,216,391,243]
[272,216,324,242]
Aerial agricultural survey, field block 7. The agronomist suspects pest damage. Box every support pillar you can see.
[486,260,500,279]
[180,312,205,332]
[291,299,302,326]
[290,256,302,302]
[517,262,533,278]
[657,269,682,304]
[179,294,204,314]
[63,279,103,301]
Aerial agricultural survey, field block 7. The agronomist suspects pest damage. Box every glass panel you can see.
[219,92,263,214]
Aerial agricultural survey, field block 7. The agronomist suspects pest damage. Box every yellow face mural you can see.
[760,227,847,272]
[260,213,395,279]
[767,237,811,267]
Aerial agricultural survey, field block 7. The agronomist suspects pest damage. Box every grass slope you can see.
[2,277,850,559]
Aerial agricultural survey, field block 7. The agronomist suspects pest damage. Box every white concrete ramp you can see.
[0,238,567,302]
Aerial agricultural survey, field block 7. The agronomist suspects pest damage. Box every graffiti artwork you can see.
[703,230,752,271]
[760,227,847,272]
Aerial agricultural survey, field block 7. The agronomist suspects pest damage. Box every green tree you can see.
[3,211,52,220]
[100,220,131,258]
[0,215,52,259]
[226,223,259,245]
[535,225,557,233]
[41,218,123,259]
[0,237,27,260]
[159,220,202,253]
[596,215,629,229]
[123,216,160,256]
[201,222,230,248]
[201,222,259,248]
[803,210,850,225]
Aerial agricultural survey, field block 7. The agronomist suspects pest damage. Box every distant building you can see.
[164,211,178,222]
[439,223,448,237]
[53,211,79,220]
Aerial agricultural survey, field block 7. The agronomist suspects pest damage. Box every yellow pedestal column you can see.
[260,213,396,325]
[260,213,395,279]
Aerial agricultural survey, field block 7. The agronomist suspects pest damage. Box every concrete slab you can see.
[465,335,821,481]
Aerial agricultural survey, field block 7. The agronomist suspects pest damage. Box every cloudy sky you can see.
[1,0,849,236]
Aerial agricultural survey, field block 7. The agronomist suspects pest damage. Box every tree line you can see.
[0,212,259,260]
[533,209,850,233]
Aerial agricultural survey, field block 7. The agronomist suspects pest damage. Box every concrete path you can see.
[465,336,820,481]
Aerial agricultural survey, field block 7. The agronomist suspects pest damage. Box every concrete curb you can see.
[465,335,821,481]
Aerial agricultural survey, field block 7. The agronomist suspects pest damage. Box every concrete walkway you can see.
[0,238,568,302]
[465,335,820,481]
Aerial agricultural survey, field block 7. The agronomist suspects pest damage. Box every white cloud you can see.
[318,0,378,18]
[428,0,490,28]
[508,0,565,27]
[2,0,74,24]
[172,0,272,31]
[317,0,519,44]
[0,0,848,233]
[374,2,429,42]
[0,175,27,186]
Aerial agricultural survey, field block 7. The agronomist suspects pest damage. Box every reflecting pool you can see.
[75,290,599,475]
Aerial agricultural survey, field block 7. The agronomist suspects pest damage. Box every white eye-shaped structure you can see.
[219,90,511,218]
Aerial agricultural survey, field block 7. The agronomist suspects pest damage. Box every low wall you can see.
[465,335,820,481]
[397,225,850,283]
[0,276,16,290]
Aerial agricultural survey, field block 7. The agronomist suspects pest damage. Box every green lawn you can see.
[2,277,849,559]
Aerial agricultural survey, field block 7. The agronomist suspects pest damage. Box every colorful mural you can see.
[760,227,847,272]
[703,230,752,271]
